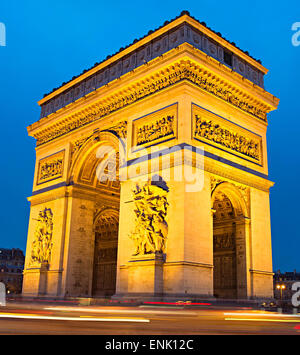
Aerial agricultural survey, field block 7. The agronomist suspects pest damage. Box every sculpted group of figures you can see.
[39,159,63,182]
[130,182,169,255]
[194,115,260,160]
[136,115,174,146]
[31,208,54,264]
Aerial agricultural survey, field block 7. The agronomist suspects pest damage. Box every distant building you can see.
[0,248,25,294]
[274,270,300,301]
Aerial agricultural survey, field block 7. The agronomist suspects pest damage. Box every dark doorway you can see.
[213,192,237,299]
[92,213,119,297]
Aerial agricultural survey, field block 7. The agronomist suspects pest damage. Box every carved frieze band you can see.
[132,104,177,149]
[192,104,262,164]
[34,61,269,146]
[40,23,265,119]
[37,150,65,185]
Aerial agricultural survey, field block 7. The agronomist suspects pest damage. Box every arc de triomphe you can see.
[23,11,279,300]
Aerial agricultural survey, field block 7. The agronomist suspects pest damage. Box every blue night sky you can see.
[0,1,299,271]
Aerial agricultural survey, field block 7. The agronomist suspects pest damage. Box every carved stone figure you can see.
[130,182,169,255]
[31,208,54,265]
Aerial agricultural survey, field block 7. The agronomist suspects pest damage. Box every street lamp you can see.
[276,284,286,300]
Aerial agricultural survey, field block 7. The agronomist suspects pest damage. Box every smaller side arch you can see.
[93,207,119,226]
[212,180,250,299]
[69,131,123,186]
[211,181,249,218]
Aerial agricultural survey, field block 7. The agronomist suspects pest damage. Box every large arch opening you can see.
[70,131,123,298]
[212,182,248,299]
[213,192,237,299]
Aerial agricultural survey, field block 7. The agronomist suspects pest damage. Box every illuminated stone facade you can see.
[23,12,279,300]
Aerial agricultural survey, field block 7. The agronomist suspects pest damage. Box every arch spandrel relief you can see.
[69,122,127,174]
[211,176,250,217]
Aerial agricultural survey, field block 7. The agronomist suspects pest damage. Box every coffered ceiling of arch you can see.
[77,150,120,194]
[94,212,119,242]
[213,192,235,221]
[211,175,249,209]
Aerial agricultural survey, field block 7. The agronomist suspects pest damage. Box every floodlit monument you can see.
[23,11,279,300]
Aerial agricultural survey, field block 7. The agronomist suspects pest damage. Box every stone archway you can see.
[211,182,249,299]
[69,131,122,298]
[69,130,124,187]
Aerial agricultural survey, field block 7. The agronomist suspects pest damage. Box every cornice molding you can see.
[28,48,278,148]
[38,13,268,107]
[123,148,273,192]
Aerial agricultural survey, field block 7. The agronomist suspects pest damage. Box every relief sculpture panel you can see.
[132,104,177,149]
[192,104,262,164]
[130,181,169,255]
[30,208,54,265]
[37,150,65,185]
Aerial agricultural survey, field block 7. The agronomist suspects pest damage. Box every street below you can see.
[0,300,299,335]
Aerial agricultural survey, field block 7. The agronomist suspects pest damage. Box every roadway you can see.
[0,301,299,335]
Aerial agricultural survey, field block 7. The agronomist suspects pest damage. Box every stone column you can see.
[235,217,251,299]
[22,263,48,296]
[116,169,214,300]
[249,188,274,299]
[60,187,96,297]
[164,172,214,299]
[126,254,164,298]
[115,179,166,299]
[23,188,69,297]
[115,179,135,297]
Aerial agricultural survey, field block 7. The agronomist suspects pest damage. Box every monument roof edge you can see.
[38,11,268,106]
